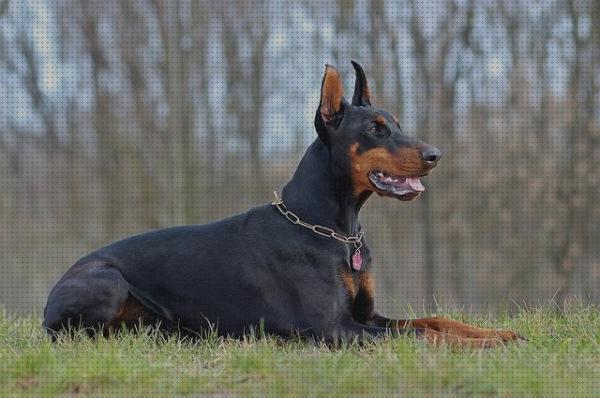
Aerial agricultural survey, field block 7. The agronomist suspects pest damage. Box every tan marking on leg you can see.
[418,329,502,349]
[339,266,357,299]
[110,294,153,330]
[358,271,375,303]
[402,317,522,341]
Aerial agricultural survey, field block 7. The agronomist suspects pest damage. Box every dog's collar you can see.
[271,191,365,271]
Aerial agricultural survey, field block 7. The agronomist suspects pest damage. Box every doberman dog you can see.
[43,62,523,347]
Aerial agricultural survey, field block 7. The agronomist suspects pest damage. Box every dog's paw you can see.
[492,329,526,342]
[420,329,502,349]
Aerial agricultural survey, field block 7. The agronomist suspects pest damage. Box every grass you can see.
[1,304,599,397]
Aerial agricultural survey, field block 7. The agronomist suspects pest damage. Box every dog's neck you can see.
[281,139,371,236]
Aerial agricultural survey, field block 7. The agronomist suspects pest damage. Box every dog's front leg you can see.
[326,320,505,348]
[353,272,523,345]
[368,314,523,343]
[297,275,411,345]
[331,321,507,348]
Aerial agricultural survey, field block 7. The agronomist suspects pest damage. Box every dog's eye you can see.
[368,125,388,137]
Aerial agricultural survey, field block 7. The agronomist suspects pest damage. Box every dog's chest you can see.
[338,264,371,302]
[340,268,358,300]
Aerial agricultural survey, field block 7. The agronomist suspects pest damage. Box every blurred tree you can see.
[0,0,598,313]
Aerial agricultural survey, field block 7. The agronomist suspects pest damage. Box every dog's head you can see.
[315,62,441,201]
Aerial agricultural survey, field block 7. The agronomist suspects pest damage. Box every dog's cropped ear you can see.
[351,61,371,107]
[318,65,345,125]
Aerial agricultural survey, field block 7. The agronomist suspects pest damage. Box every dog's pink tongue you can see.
[406,177,425,192]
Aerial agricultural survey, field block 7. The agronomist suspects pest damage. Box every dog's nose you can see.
[422,146,441,164]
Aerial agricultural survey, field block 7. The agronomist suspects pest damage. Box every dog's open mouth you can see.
[368,170,425,199]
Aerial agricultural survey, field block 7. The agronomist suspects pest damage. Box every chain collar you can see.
[271,191,364,254]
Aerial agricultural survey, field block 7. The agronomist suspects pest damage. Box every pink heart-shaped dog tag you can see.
[352,251,362,271]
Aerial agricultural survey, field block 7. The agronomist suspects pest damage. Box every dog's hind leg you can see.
[43,260,132,338]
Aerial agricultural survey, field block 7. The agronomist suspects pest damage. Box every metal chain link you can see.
[271,191,364,252]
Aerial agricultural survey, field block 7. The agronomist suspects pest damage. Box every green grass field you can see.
[1,304,599,397]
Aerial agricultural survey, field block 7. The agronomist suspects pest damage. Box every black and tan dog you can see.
[44,62,522,347]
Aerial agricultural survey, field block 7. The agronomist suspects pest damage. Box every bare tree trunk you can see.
[17,35,59,158]
[331,0,355,66]
[246,19,268,201]
[118,0,162,228]
[81,8,120,241]
[193,2,217,219]
[200,44,218,216]
[585,0,600,299]
[368,0,387,109]
[221,2,268,204]
[409,3,435,310]
[446,0,475,305]
[156,0,196,224]
[410,0,459,310]
[65,99,84,238]
[555,0,588,306]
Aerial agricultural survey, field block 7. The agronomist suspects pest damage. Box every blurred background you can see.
[1,0,599,315]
